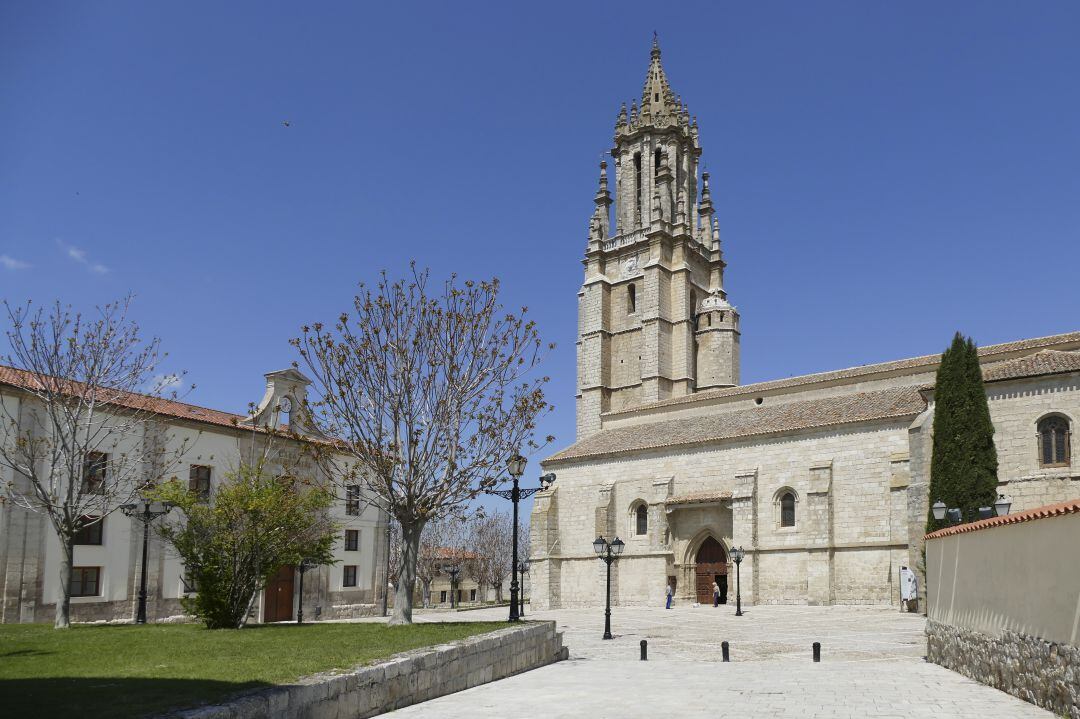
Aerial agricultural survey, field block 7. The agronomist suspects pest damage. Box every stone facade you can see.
[166,621,567,719]
[927,621,1079,719]
[532,40,1080,611]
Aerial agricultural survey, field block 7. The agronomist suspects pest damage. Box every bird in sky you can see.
[283,120,291,128]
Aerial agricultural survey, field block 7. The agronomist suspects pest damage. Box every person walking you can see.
[665,582,673,609]
[712,579,720,607]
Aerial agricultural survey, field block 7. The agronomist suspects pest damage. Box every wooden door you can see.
[694,537,728,603]
[263,564,295,622]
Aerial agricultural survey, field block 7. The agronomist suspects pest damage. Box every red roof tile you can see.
[924,497,1080,540]
[0,364,276,435]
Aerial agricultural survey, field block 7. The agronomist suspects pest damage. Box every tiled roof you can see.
[666,490,732,506]
[547,386,926,464]
[925,497,1080,540]
[424,546,479,561]
[0,364,275,434]
[982,350,1080,383]
[605,331,1080,418]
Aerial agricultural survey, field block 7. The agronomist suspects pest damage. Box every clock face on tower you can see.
[278,396,292,414]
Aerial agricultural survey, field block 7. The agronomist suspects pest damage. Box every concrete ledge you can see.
[163,620,567,718]
[926,619,1079,719]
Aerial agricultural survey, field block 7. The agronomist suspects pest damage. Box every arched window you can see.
[1037,415,1071,468]
[780,491,796,528]
[627,283,637,314]
[636,504,648,535]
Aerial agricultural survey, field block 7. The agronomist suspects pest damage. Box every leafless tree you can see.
[465,509,513,602]
[293,267,552,623]
[415,513,469,608]
[0,297,192,628]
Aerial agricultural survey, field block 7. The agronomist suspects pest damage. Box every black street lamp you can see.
[592,535,624,640]
[119,498,174,624]
[296,558,317,624]
[488,454,554,622]
[517,559,529,617]
[447,566,460,609]
[730,545,745,617]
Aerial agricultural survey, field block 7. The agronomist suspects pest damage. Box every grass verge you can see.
[0,620,507,718]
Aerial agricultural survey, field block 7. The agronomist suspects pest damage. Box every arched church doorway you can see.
[694,536,728,604]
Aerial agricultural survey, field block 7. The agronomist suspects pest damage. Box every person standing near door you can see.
[712,580,720,607]
[665,581,673,609]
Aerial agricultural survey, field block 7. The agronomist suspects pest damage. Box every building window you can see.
[470,589,477,602]
[189,465,212,502]
[82,452,107,494]
[780,491,796,528]
[634,151,643,219]
[71,567,101,597]
[440,590,447,604]
[345,485,360,516]
[343,565,357,587]
[344,529,359,551]
[181,568,198,594]
[1037,415,1071,468]
[635,504,648,535]
[627,283,637,314]
[73,517,103,546]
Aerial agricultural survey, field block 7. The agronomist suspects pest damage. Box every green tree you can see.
[926,332,999,533]
[154,462,336,629]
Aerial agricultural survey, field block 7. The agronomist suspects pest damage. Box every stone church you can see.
[529,40,1080,609]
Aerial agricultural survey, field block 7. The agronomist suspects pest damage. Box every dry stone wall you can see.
[927,620,1079,719]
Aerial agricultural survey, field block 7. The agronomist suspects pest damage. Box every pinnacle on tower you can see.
[640,34,679,125]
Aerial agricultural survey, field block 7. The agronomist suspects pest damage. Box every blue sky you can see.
[3,2,1079,517]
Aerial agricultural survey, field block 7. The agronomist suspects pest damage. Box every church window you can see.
[634,152,642,219]
[636,504,648,535]
[654,148,662,176]
[628,284,637,314]
[778,490,797,528]
[1037,415,1071,468]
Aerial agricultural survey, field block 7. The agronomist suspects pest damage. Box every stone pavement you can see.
[376,604,1054,717]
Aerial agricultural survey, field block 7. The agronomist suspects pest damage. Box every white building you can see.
[0,366,388,624]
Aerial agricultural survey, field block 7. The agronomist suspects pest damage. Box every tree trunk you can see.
[421,578,431,608]
[495,582,503,603]
[390,519,425,625]
[55,536,73,629]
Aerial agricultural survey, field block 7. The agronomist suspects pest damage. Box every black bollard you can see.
[813,641,821,662]
[640,639,647,661]
[721,640,730,662]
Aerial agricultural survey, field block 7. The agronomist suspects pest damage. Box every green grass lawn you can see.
[0,620,507,718]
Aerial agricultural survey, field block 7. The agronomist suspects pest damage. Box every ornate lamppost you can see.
[731,545,745,617]
[296,558,317,624]
[592,535,624,640]
[120,498,174,624]
[447,565,460,609]
[517,559,529,617]
[488,454,554,622]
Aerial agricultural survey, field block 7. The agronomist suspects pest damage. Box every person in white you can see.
[900,566,918,612]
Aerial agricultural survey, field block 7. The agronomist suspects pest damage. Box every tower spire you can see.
[640,33,678,125]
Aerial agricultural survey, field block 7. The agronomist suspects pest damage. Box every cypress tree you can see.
[926,332,999,532]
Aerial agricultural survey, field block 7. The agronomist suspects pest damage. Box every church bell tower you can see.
[576,38,740,438]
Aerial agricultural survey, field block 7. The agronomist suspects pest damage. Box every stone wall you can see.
[166,621,567,719]
[535,418,913,608]
[926,620,1079,719]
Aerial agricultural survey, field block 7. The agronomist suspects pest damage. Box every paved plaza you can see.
[378,604,1052,718]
